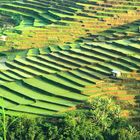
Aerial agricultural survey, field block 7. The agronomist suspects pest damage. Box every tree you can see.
[0,97,139,140]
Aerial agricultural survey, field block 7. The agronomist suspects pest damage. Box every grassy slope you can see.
[0,1,139,128]
[0,0,139,51]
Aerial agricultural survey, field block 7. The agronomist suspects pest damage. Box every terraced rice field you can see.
[0,35,140,116]
[0,0,139,50]
[2,0,139,27]
[0,0,140,127]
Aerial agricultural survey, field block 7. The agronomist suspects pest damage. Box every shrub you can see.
[0,97,139,140]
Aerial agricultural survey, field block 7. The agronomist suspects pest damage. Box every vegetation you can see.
[0,0,139,139]
[0,97,139,140]
[0,0,139,50]
[0,35,140,116]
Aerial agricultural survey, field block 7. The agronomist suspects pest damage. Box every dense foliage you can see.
[0,97,139,140]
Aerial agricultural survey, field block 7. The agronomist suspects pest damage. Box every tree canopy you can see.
[0,97,139,140]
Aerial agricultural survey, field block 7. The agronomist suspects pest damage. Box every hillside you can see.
[0,0,139,50]
[0,0,140,130]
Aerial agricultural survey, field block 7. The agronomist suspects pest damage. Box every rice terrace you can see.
[0,0,140,139]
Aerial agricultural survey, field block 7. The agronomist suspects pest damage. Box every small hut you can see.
[111,70,121,78]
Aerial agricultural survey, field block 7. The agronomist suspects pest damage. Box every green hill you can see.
[0,0,140,129]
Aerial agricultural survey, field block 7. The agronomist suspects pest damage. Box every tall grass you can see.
[0,98,6,140]
[0,98,19,140]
